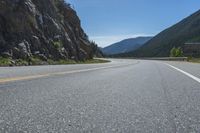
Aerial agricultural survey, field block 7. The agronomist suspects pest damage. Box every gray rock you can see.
[33,51,40,55]
[24,0,36,16]
[0,0,102,63]
[54,35,61,40]
[12,40,32,59]
[1,51,12,58]
[18,40,32,57]
[0,120,4,124]
[12,47,21,59]
[79,48,87,61]
[31,36,41,51]
[37,54,47,61]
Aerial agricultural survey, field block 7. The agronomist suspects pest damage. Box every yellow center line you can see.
[0,74,50,84]
[0,63,138,84]
[0,62,139,84]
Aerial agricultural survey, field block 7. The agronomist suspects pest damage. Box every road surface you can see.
[0,59,200,133]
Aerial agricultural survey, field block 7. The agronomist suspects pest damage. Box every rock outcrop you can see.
[0,0,96,61]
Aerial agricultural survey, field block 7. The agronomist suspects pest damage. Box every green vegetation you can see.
[188,57,200,63]
[118,10,200,57]
[170,47,183,57]
[29,57,44,65]
[47,59,77,65]
[15,59,29,66]
[186,36,200,43]
[0,56,110,66]
[47,59,110,65]
[0,57,12,66]
[78,59,110,64]
[53,41,63,49]
[0,57,29,66]
[90,41,104,58]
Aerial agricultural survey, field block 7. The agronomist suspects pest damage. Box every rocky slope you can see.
[0,0,97,63]
[123,10,200,57]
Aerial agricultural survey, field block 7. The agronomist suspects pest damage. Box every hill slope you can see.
[102,37,152,55]
[0,0,99,63]
[124,10,200,57]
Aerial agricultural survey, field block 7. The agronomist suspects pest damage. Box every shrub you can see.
[0,57,12,66]
[170,47,183,57]
[53,41,63,49]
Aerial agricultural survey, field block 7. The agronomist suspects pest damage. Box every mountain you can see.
[0,0,101,64]
[102,37,152,55]
[124,10,200,57]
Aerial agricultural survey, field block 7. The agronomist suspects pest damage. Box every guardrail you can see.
[109,57,189,61]
[139,57,188,61]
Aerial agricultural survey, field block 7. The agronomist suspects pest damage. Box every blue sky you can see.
[67,0,200,47]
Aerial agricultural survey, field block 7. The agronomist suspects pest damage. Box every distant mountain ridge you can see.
[102,37,152,55]
[122,9,200,57]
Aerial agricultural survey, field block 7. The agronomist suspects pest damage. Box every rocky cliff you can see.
[0,0,96,62]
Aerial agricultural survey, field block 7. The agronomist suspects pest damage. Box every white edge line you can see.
[165,63,200,83]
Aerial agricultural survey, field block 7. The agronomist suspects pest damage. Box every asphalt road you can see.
[0,59,200,133]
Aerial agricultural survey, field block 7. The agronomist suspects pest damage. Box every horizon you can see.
[67,0,200,47]
[1,1,200,131]
[103,36,153,48]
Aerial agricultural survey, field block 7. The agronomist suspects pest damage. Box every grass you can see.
[0,57,30,66]
[188,57,200,63]
[0,57,110,66]
[47,59,77,65]
[78,59,110,64]
[47,59,110,65]
[0,57,12,66]
[15,59,29,66]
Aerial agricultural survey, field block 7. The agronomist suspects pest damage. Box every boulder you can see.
[31,36,41,51]
[12,40,32,59]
